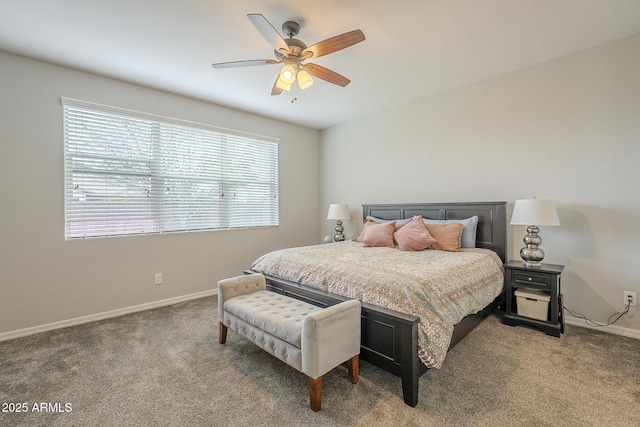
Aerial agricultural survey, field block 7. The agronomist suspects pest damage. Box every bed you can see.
[246,201,507,407]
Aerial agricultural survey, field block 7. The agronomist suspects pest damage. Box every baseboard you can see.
[4,294,637,343]
[0,289,218,343]
[565,315,640,340]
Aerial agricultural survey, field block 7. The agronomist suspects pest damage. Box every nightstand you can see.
[502,261,565,337]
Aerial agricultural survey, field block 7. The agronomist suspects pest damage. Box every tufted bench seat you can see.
[218,273,361,411]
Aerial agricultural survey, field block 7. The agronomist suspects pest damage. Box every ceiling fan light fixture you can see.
[275,76,291,91]
[280,62,297,84]
[297,69,314,89]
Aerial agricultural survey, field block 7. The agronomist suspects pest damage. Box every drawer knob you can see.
[528,277,532,281]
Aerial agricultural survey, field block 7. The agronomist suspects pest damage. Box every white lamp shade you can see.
[297,69,314,89]
[275,77,291,91]
[327,204,351,220]
[510,198,560,226]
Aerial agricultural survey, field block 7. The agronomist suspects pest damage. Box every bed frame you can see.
[246,201,507,407]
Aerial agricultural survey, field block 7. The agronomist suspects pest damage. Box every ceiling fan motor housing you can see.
[274,38,307,60]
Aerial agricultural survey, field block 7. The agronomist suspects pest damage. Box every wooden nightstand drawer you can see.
[513,271,550,287]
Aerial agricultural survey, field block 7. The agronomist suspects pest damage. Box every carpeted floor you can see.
[1,296,638,427]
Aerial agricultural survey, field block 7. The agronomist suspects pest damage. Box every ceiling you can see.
[2,1,640,130]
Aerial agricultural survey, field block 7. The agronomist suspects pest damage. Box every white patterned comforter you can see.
[250,240,504,369]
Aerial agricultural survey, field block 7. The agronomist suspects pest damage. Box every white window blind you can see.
[62,98,279,239]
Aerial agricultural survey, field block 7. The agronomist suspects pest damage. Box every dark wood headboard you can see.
[362,201,507,263]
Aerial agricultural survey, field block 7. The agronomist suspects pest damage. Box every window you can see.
[62,98,279,239]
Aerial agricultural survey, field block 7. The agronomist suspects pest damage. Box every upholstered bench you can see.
[218,273,361,411]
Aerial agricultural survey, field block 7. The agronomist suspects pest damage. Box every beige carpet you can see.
[1,296,638,427]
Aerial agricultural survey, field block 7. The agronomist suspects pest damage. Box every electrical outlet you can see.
[624,291,637,307]
[154,273,163,285]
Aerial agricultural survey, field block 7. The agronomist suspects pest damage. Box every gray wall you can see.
[0,50,320,336]
[320,34,640,336]
[3,32,639,340]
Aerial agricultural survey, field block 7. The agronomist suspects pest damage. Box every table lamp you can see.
[327,204,351,242]
[510,198,560,266]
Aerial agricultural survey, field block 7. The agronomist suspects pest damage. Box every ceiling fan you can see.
[212,14,365,98]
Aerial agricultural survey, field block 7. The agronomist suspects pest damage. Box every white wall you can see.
[320,34,640,335]
[0,50,320,336]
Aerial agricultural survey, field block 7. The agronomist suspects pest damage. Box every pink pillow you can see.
[426,223,464,252]
[355,219,405,242]
[362,221,396,248]
[394,215,437,251]
[354,219,378,242]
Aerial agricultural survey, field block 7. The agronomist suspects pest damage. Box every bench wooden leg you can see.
[219,322,227,344]
[308,376,322,412]
[347,355,359,384]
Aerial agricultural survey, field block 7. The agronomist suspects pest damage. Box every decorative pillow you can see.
[426,223,464,252]
[354,219,378,242]
[355,216,412,242]
[422,216,478,248]
[394,216,437,251]
[362,221,396,248]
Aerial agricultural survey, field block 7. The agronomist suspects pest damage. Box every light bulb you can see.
[297,69,314,90]
[280,63,297,84]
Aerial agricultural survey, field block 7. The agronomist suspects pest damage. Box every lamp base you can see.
[333,220,345,242]
[522,260,542,268]
[519,225,545,266]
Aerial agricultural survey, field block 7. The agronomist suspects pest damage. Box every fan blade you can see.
[247,14,290,53]
[212,59,279,69]
[303,29,365,59]
[271,75,284,96]
[305,63,351,87]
